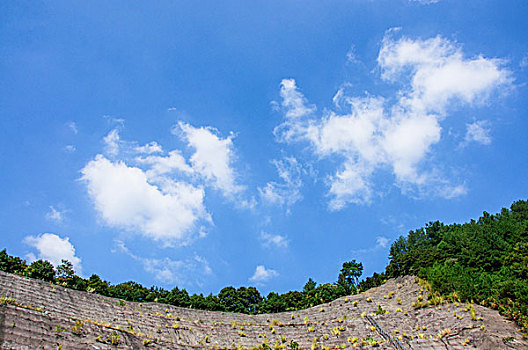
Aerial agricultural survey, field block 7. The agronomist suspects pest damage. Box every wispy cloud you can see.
[464,120,492,146]
[64,145,76,153]
[520,55,528,69]
[103,129,120,157]
[275,32,511,209]
[259,231,289,248]
[408,0,440,4]
[175,122,246,199]
[67,122,78,134]
[376,236,390,248]
[350,236,392,256]
[135,141,163,154]
[103,115,125,127]
[114,240,212,285]
[259,157,303,211]
[45,206,67,224]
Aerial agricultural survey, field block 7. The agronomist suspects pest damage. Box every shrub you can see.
[72,320,83,335]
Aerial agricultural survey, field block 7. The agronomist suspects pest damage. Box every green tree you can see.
[56,259,76,286]
[504,242,528,279]
[26,259,56,282]
[237,287,263,314]
[166,286,191,308]
[282,290,303,311]
[218,286,243,312]
[260,292,287,313]
[337,260,363,294]
[0,249,28,275]
[357,272,386,291]
[87,274,109,295]
[146,286,169,303]
[314,283,343,304]
[303,278,316,293]
[109,281,149,301]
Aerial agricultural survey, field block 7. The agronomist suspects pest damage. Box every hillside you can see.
[1,271,525,349]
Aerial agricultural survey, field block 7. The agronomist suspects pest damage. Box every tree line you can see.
[2,199,527,332]
[0,248,367,314]
[383,199,528,333]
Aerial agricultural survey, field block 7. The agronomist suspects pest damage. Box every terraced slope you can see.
[0,271,525,349]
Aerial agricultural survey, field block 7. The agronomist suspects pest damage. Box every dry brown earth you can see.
[0,271,526,349]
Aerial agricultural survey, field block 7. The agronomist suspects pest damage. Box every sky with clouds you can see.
[1,0,527,295]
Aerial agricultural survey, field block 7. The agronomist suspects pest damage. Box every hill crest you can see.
[0,271,525,349]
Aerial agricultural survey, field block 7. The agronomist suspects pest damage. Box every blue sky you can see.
[1,0,527,295]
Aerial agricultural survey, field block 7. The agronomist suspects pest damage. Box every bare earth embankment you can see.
[0,271,525,349]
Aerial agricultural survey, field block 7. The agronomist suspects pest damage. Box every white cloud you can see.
[83,120,253,245]
[136,150,193,179]
[273,79,316,143]
[194,255,213,275]
[23,233,82,274]
[259,157,303,210]
[67,122,78,134]
[64,145,76,153]
[275,33,511,208]
[520,55,528,69]
[103,115,125,127]
[103,129,120,156]
[280,79,316,120]
[176,122,245,198]
[249,265,278,284]
[376,236,390,248]
[45,206,66,224]
[260,232,289,248]
[346,45,358,63]
[437,183,467,199]
[409,0,439,4]
[114,240,212,285]
[81,155,211,246]
[327,161,374,209]
[135,141,163,154]
[143,258,185,285]
[464,120,492,145]
[378,34,510,114]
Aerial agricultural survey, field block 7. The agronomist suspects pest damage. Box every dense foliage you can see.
[0,248,363,314]
[385,199,528,332]
[1,199,527,333]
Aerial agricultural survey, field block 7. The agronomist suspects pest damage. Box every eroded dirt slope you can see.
[0,271,525,349]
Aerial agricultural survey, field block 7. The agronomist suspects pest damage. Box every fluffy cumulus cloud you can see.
[175,122,245,197]
[23,233,82,274]
[259,157,303,210]
[275,33,511,209]
[249,265,278,284]
[115,241,212,285]
[82,121,249,245]
[259,231,289,248]
[81,155,210,246]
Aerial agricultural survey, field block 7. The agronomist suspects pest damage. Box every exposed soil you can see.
[0,271,525,349]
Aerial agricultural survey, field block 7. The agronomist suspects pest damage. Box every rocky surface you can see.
[0,271,525,349]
